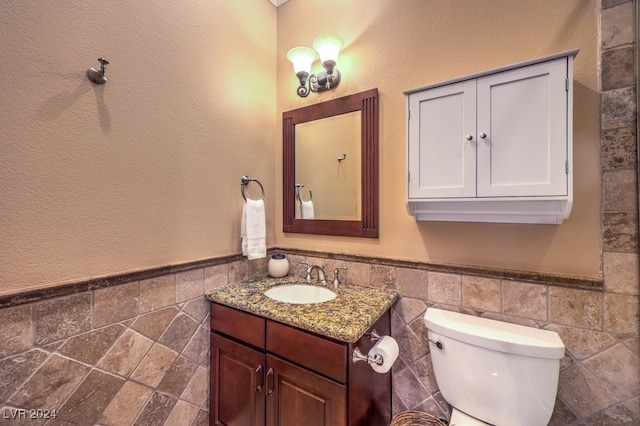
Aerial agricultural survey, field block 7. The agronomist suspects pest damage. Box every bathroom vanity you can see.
[206,276,398,426]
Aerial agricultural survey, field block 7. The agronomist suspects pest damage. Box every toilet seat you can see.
[449,408,491,426]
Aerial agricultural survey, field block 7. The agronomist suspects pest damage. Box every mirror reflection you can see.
[295,111,361,220]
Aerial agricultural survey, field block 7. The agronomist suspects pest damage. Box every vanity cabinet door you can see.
[211,333,266,426]
[265,354,347,426]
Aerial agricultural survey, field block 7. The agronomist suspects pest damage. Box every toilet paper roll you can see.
[368,335,399,374]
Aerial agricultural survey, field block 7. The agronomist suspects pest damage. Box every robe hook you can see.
[87,57,109,85]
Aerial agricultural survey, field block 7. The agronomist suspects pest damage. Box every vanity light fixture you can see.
[287,34,343,97]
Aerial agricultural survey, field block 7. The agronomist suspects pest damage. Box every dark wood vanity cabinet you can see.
[210,303,391,426]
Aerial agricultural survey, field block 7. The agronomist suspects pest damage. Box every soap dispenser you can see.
[268,253,290,278]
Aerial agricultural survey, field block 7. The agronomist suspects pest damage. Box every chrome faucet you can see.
[308,265,327,284]
[298,261,327,284]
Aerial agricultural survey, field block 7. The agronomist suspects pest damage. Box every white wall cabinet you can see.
[405,49,578,224]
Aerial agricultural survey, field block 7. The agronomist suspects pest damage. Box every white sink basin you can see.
[264,284,337,304]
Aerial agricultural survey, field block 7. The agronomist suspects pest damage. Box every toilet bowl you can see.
[423,308,565,426]
[449,408,489,425]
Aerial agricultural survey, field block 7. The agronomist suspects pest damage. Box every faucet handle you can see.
[332,266,348,288]
[298,261,312,281]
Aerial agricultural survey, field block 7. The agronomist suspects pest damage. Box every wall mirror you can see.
[283,88,379,237]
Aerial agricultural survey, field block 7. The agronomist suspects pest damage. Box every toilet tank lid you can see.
[424,308,565,359]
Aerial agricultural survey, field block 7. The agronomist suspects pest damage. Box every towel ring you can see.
[295,184,312,203]
[241,175,265,201]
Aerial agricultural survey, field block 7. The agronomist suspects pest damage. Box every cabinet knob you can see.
[465,135,473,141]
[479,132,487,139]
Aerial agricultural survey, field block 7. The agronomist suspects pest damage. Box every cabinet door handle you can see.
[466,134,473,141]
[255,364,263,392]
[265,368,274,396]
[479,132,487,139]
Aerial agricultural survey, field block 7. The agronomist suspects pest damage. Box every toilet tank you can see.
[424,308,564,426]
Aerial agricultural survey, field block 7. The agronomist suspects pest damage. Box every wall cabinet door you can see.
[211,333,266,426]
[266,354,347,426]
[476,59,568,197]
[408,80,477,198]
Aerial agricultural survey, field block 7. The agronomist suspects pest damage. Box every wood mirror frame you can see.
[283,88,379,238]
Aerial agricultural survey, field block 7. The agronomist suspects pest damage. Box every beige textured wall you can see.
[0,0,600,296]
[0,1,277,295]
[276,0,600,278]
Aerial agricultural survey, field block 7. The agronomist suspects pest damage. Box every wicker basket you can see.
[390,411,448,426]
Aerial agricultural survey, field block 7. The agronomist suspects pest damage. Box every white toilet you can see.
[423,307,565,426]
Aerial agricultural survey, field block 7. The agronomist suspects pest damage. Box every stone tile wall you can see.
[0,261,248,426]
[2,245,636,425]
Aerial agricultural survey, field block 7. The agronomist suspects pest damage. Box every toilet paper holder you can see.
[366,329,382,342]
[352,329,384,366]
[352,347,384,366]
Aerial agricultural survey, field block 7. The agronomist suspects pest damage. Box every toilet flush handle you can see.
[428,338,444,350]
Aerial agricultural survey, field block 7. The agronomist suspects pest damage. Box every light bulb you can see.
[286,46,317,76]
[312,34,343,71]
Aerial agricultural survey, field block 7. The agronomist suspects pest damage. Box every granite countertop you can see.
[205,275,399,343]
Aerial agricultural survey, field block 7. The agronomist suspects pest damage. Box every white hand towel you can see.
[295,199,302,219]
[241,199,266,260]
[301,200,314,219]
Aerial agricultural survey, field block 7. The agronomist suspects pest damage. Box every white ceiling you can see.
[268,0,289,6]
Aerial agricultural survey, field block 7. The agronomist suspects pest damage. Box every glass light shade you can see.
[312,34,343,65]
[286,46,317,75]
